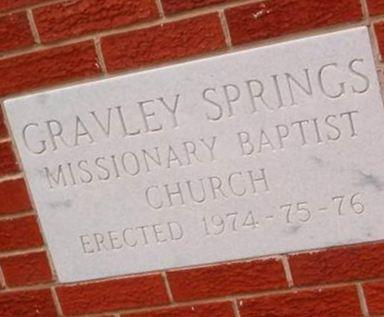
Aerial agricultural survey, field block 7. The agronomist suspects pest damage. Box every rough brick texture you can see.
[0,108,7,138]
[375,22,384,59]
[0,178,31,215]
[0,215,42,251]
[364,281,384,315]
[56,275,169,315]
[0,0,49,13]
[239,286,361,317]
[225,0,362,45]
[289,243,384,286]
[0,41,100,97]
[167,259,286,301]
[0,12,34,53]
[102,13,225,72]
[162,0,229,14]
[123,302,234,317]
[367,0,384,16]
[0,289,56,317]
[34,0,159,43]
[0,142,19,176]
[0,251,52,286]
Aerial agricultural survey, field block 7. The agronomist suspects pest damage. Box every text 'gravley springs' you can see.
[21,58,368,210]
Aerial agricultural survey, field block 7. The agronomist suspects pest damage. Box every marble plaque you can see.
[4,27,384,282]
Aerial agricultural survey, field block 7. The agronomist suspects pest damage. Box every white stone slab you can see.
[4,27,384,282]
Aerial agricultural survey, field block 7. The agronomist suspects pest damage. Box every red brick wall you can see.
[0,0,384,316]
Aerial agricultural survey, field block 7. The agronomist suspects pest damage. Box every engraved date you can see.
[280,192,365,224]
[202,211,259,236]
[202,192,365,237]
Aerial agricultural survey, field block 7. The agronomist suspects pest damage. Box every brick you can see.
[1,251,52,286]
[102,13,225,72]
[0,0,49,13]
[289,243,384,286]
[364,281,384,315]
[375,22,384,59]
[0,289,56,317]
[367,0,384,16]
[167,259,287,301]
[0,12,33,53]
[0,215,42,251]
[225,0,362,45]
[162,0,231,14]
[34,0,158,43]
[56,275,169,315]
[0,179,32,215]
[0,108,7,138]
[0,41,100,97]
[0,142,19,176]
[123,302,234,317]
[239,286,361,317]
